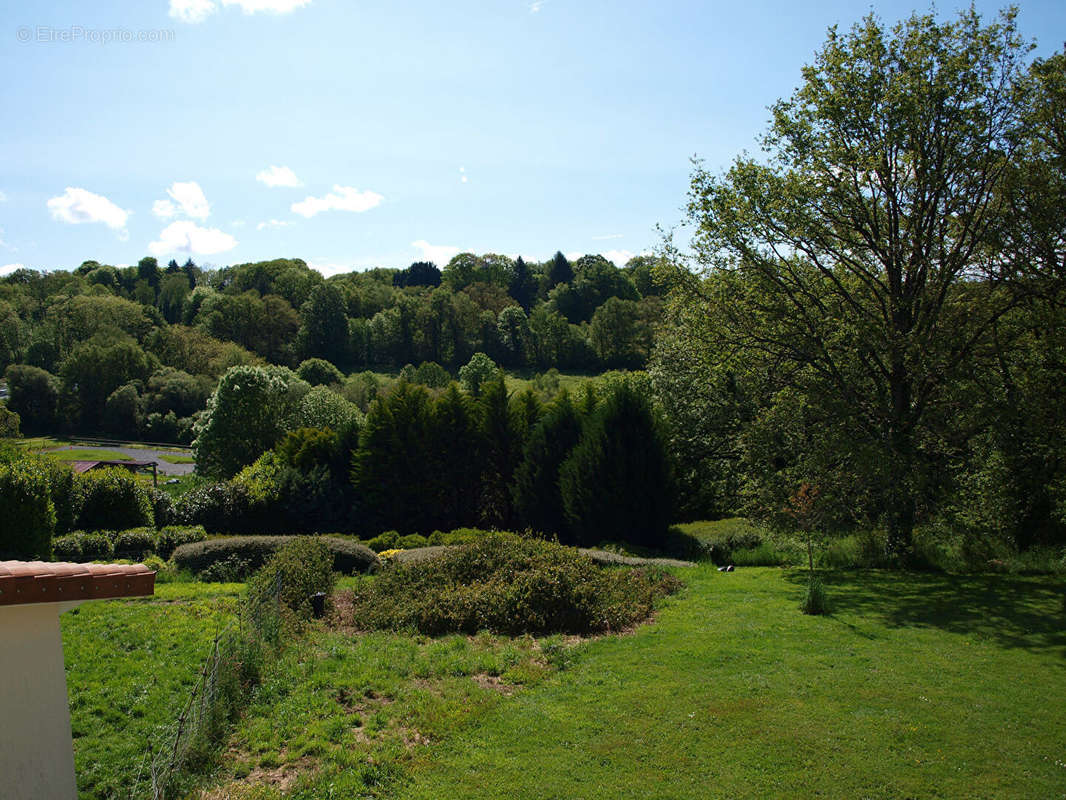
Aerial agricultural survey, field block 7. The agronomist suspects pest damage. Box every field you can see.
[63,566,1066,799]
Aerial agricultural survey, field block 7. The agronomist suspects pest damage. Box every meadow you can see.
[63,563,1066,799]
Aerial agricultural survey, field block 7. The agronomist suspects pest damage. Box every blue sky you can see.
[0,0,1062,276]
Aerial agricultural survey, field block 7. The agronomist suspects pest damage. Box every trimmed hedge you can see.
[50,525,207,562]
[173,536,379,576]
[0,459,55,560]
[77,468,154,532]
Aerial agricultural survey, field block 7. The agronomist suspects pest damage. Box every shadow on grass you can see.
[783,569,1066,658]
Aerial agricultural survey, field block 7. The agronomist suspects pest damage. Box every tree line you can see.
[0,251,665,441]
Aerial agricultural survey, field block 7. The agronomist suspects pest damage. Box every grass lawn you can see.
[182,566,1066,799]
[158,453,196,464]
[45,448,134,462]
[62,582,242,799]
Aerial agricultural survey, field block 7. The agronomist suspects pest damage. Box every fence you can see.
[136,572,283,800]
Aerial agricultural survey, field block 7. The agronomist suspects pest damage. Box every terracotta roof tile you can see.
[0,561,156,606]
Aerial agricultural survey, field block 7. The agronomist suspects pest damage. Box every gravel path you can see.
[45,445,196,475]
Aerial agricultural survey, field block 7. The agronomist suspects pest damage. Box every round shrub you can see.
[345,535,682,636]
[296,358,344,386]
[149,487,176,528]
[173,535,378,576]
[0,459,55,559]
[76,468,153,532]
[113,528,156,560]
[42,460,83,536]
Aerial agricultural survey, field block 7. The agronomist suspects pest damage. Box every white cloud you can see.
[529,0,545,12]
[565,251,583,262]
[153,199,178,219]
[256,219,291,230]
[603,249,637,266]
[231,219,246,228]
[412,240,461,266]
[307,260,360,277]
[0,263,25,277]
[170,0,309,23]
[47,187,129,236]
[0,190,7,203]
[149,220,237,256]
[592,233,623,241]
[222,0,312,13]
[169,0,217,23]
[461,175,468,184]
[165,181,211,220]
[292,185,383,218]
[256,165,302,187]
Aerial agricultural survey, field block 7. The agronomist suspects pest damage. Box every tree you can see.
[298,283,350,365]
[508,256,538,311]
[297,357,345,386]
[512,391,583,540]
[559,381,674,548]
[4,365,59,432]
[458,352,499,397]
[677,8,1034,558]
[547,251,574,289]
[394,261,442,288]
[193,365,310,479]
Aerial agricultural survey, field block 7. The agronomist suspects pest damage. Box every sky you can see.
[0,0,1063,277]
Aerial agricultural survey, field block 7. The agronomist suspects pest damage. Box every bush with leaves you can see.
[248,536,336,619]
[113,528,156,560]
[345,534,682,636]
[296,357,345,386]
[76,468,154,532]
[155,525,207,559]
[173,535,378,576]
[174,480,252,533]
[0,459,55,559]
[52,532,113,562]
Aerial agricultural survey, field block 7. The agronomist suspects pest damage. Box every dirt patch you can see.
[471,673,517,696]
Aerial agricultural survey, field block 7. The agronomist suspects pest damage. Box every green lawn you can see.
[158,453,196,464]
[46,448,134,462]
[62,568,1066,799]
[63,582,242,799]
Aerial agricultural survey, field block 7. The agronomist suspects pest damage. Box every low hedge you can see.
[173,536,379,576]
[51,525,207,562]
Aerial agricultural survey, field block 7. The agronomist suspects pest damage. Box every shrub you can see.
[42,460,82,536]
[345,534,682,636]
[149,487,176,528]
[52,532,113,561]
[366,530,400,552]
[155,525,207,559]
[248,537,336,619]
[800,576,829,615]
[425,527,496,546]
[0,459,55,559]
[76,468,154,532]
[200,553,254,583]
[113,528,156,560]
[173,536,378,576]
[396,533,429,549]
[174,481,251,532]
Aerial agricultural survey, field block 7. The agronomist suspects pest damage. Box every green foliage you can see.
[193,364,310,478]
[174,480,251,532]
[296,357,344,386]
[346,534,682,635]
[248,536,336,619]
[53,531,113,561]
[412,360,451,388]
[0,404,20,437]
[458,352,498,397]
[0,459,55,559]
[155,525,207,559]
[800,575,829,615]
[172,535,378,576]
[4,363,60,432]
[76,468,153,532]
[512,391,583,539]
[112,528,156,560]
[560,381,674,548]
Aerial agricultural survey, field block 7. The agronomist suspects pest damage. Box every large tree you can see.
[676,9,1035,557]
